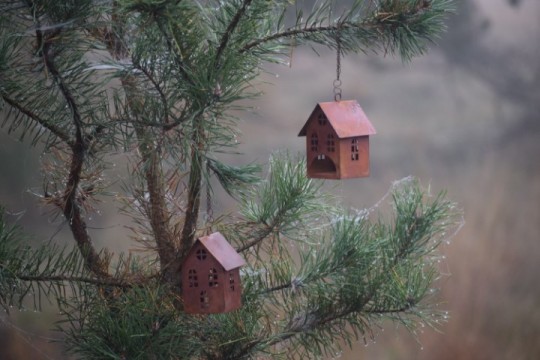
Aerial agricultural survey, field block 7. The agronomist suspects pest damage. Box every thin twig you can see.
[365,305,414,314]
[236,224,275,253]
[239,21,379,53]
[215,0,253,67]
[236,210,289,253]
[241,24,343,53]
[262,281,291,294]
[133,60,170,126]
[1,94,74,146]
[17,274,136,288]
[155,21,194,86]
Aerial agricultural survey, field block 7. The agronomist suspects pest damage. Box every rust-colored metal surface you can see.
[299,100,375,179]
[182,232,245,314]
[298,100,376,138]
[198,232,246,271]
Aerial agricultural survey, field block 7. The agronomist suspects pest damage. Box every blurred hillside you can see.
[1,0,539,359]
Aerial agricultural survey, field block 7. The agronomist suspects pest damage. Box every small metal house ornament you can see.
[182,232,246,314]
[298,100,376,179]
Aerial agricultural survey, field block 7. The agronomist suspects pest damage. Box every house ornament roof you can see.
[196,232,246,271]
[298,100,376,138]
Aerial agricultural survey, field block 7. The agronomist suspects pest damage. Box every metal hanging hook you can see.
[333,79,342,102]
[333,28,343,102]
[205,160,214,231]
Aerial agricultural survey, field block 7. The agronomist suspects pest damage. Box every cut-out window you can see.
[188,269,198,288]
[229,272,235,291]
[317,154,326,160]
[327,134,335,152]
[351,138,359,161]
[317,113,327,126]
[200,290,209,309]
[310,133,318,152]
[208,268,219,287]
[196,249,207,260]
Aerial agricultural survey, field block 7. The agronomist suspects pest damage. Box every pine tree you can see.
[0,1,460,358]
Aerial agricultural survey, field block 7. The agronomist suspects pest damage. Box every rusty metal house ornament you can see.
[182,232,246,314]
[298,100,376,179]
[298,31,376,179]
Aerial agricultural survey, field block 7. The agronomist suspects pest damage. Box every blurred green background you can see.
[1,0,539,358]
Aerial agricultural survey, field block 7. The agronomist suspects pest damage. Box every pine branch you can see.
[111,73,179,282]
[97,11,182,283]
[156,21,194,87]
[236,221,277,253]
[215,0,254,68]
[206,158,260,199]
[127,57,194,131]
[241,24,342,53]
[235,153,331,253]
[101,1,129,61]
[261,298,415,350]
[40,29,83,146]
[263,281,292,294]
[16,274,134,288]
[96,8,179,280]
[40,28,109,279]
[179,131,203,259]
[133,59,170,126]
[241,0,453,60]
[365,305,414,315]
[0,208,160,312]
[1,94,73,146]
[134,125,176,277]
[232,178,458,358]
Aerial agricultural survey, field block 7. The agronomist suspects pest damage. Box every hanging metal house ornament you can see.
[181,232,246,314]
[298,31,376,179]
[298,100,375,179]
